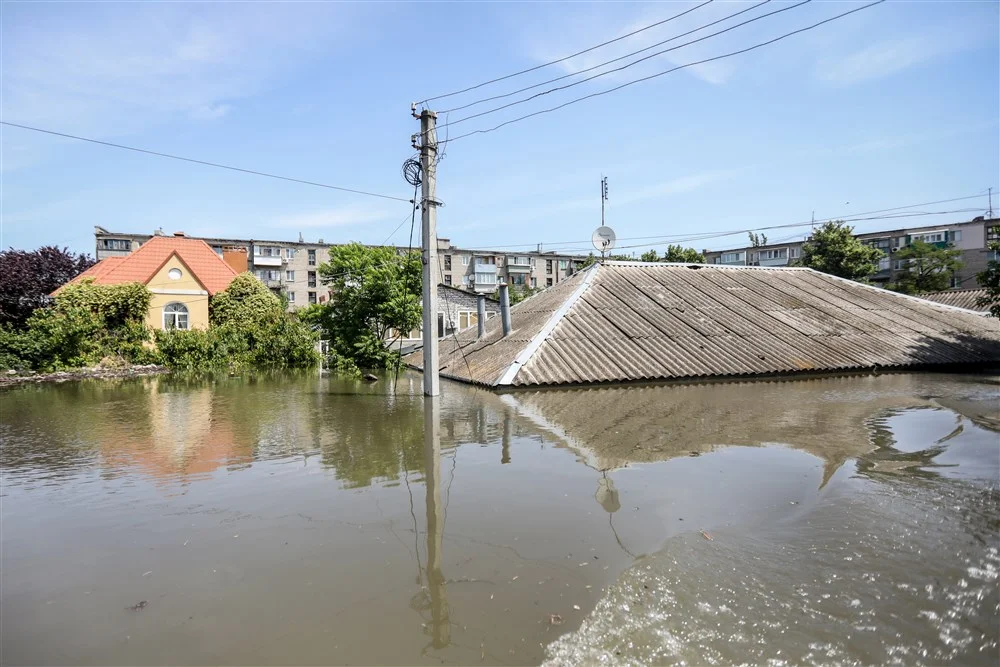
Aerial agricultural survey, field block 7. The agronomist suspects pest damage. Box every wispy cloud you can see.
[817,37,936,85]
[272,205,398,230]
[0,3,354,138]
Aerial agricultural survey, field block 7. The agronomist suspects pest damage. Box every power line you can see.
[416,0,715,106]
[444,0,885,143]
[453,195,990,253]
[1,121,412,203]
[439,0,777,117]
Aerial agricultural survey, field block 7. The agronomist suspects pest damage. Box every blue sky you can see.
[2,0,998,257]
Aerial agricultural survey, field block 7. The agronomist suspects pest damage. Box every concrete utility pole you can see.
[418,110,440,396]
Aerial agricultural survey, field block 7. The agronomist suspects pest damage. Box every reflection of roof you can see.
[409,262,1000,387]
[501,374,952,482]
[61,236,239,295]
[919,288,988,312]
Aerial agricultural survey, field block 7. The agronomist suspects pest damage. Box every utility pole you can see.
[417,109,440,396]
[989,187,994,219]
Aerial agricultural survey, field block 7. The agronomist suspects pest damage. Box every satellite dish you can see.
[592,226,616,252]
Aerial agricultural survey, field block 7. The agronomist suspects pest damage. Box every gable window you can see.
[163,302,189,330]
[167,268,183,280]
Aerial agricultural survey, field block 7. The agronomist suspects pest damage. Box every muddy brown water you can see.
[1,372,998,666]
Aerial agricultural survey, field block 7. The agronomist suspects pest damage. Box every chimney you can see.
[153,228,165,236]
[173,231,186,237]
[498,284,512,337]
[477,294,487,339]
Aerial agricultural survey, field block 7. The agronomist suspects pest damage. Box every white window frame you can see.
[163,302,189,330]
[462,256,470,266]
[308,249,317,266]
[286,248,297,259]
[285,270,296,281]
[288,291,296,302]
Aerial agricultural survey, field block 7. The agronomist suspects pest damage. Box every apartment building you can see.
[94,228,588,310]
[702,217,999,290]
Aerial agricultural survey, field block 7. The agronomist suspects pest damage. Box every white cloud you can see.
[0,3,353,138]
[817,37,933,85]
[273,205,398,230]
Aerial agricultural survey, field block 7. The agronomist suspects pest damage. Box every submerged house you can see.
[408,261,1000,387]
[57,235,240,331]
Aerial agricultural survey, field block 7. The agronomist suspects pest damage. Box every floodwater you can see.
[1,372,998,666]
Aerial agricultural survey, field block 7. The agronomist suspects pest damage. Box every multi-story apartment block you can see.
[94,228,588,310]
[703,217,999,290]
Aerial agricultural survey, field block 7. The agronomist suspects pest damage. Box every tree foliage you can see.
[0,280,153,371]
[640,249,660,262]
[0,246,96,329]
[663,245,705,263]
[313,243,422,370]
[887,240,963,295]
[748,232,768,247]
[799,221,883,281]
[976,242,1000,318]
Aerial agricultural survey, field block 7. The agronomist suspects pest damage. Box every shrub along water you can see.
[0,274,318,373]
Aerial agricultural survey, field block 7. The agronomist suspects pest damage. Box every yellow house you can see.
[59,234,240,330]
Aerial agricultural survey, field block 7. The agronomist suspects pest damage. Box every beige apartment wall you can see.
[145,254,210,330]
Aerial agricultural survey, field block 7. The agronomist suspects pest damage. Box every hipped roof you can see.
[408,261,1000,387]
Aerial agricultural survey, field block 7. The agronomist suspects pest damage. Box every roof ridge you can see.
[496,263,600,386]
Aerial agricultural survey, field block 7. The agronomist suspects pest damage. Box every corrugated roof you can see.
[918,288,989,312]
[408,261,1000,387]
[59,236,239,295]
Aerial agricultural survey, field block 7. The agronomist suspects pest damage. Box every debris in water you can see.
[512,575,518,581]
[363,373,379,383]
[548,614,563,625]
[573,604,581,610]
[700,530,714,541]
[141,571,152,577]
[127,600,148,612]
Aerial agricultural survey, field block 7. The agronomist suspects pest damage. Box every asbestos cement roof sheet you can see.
[407,261,1000,388]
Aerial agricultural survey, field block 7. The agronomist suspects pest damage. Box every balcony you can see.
[473,261,497,273]
[254,255,283,267]
[506,263,531,273]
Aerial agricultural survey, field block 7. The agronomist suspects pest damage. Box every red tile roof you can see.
[59,236,239,295]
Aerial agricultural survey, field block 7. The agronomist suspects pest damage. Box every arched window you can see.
[163,302,189,330]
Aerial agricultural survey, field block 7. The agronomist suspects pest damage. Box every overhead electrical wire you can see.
[416,0,715,106]
[442,0,885,143]
[1,121,413,203]
[438,0,779,117]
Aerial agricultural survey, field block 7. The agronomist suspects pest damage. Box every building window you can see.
[212,245,223,255]
[721,252,744,263]
[308,271,317,288]
[510,273,527,286]
[167,268,183,280]
[444,255,452,270]
[531,277,537,288]
[474,272,497,286]
[952,230,962,242]
[285,270,295,281]
[462,255,470,266]
[987,225,1000,243]
[444,274,452,286]
[760,249,788,260]
[546,278,553,287]
[530,258,536,267]
[308,249,317,266]
[559,260,568,270]
[255,245,280,257]
[546,260,553,274]
[101,239,131,251]
[163,302,189,330]
[510,256,530,266]
[255,269,281,281]
[286,248,297,259]
[308,291,317,304]
[476,256,494,266]
[462,275,470,286]
[789,247,800,259]
[288,291,296,303]
[878,257,891,271]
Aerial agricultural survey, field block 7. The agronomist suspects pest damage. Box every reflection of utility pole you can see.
[501,410,512,464]
[423,397,450,649]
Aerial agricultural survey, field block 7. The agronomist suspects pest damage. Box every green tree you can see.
[800,221,883,281]
[975,241,1000,317]
[640,249,660,262]
[662,245,705,263]
[748,231,768,247]
[887,240,963,295]
[315,243,422,370]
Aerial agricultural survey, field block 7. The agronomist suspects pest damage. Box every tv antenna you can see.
[600,176,609,226]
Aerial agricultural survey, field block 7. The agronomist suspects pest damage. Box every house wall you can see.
[145,255,210,331]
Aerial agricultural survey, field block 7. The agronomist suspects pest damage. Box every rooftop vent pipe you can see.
[477,294,487,339]
[498,284,512,337]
